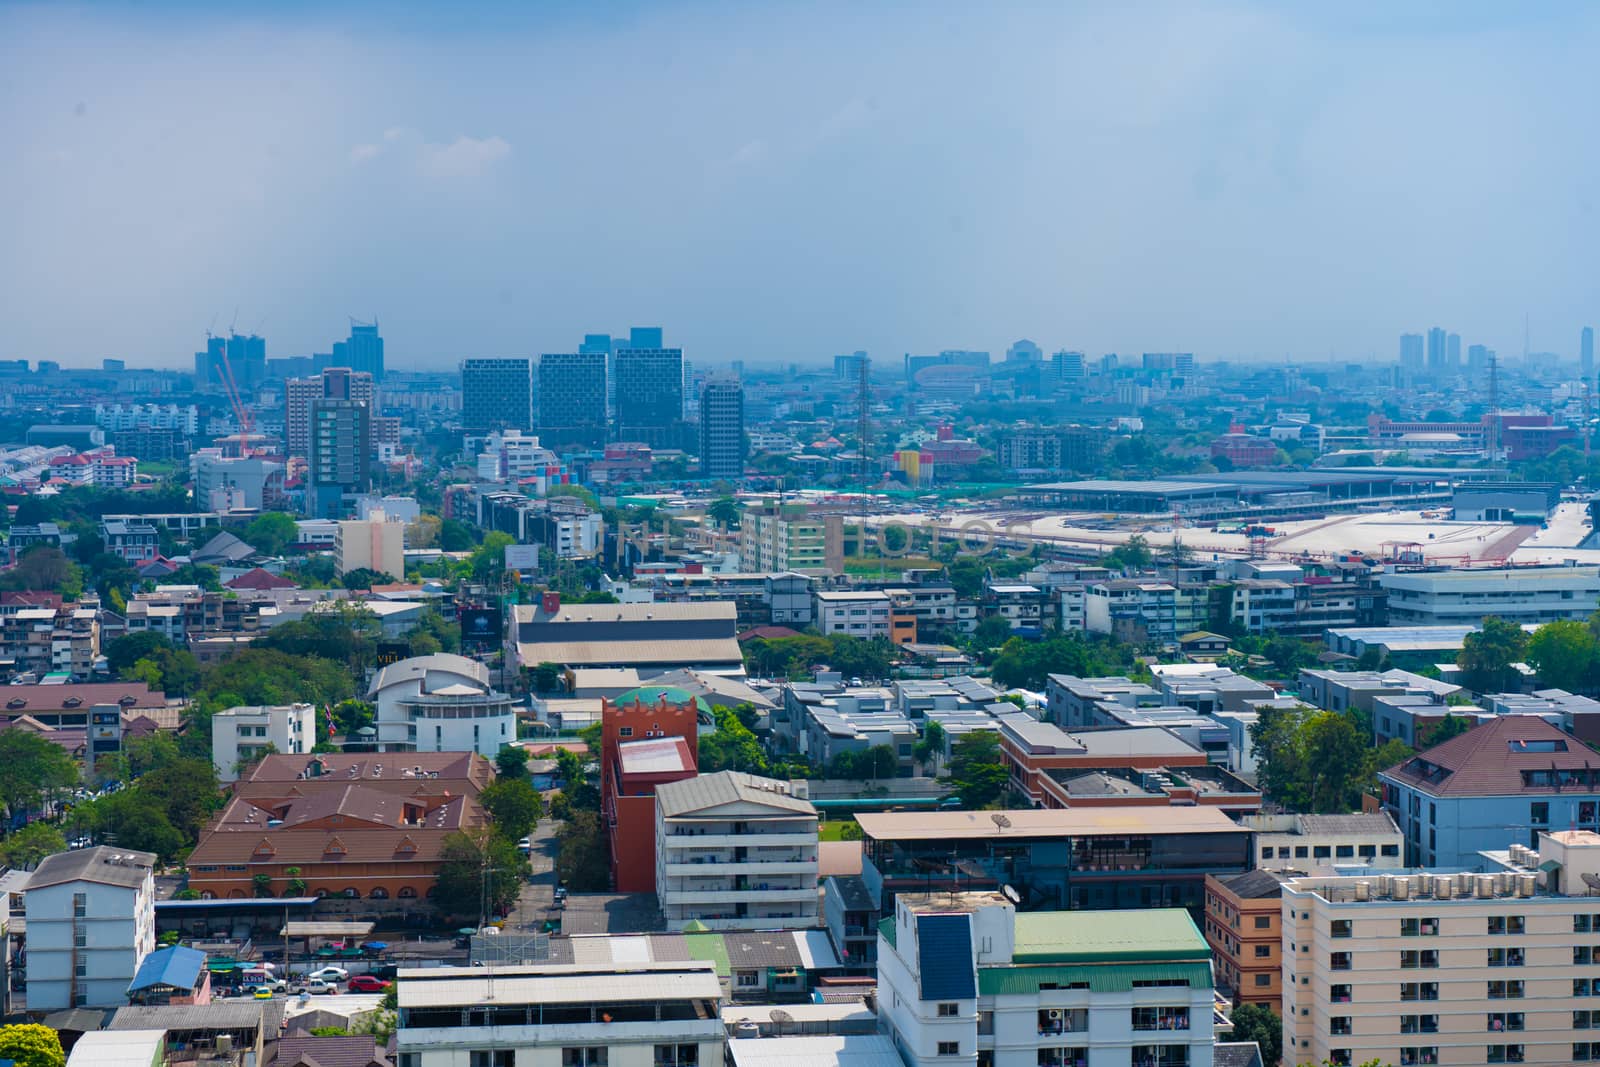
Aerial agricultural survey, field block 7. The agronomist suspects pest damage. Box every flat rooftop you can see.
[856,805,1242,841]
[398,963,722,1008]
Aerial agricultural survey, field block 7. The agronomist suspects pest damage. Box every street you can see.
[507,815,559,930]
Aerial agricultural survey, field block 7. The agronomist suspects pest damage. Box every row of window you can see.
[1261,843,1399,861]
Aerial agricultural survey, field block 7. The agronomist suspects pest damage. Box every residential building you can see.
[521,497,603,559]
[1379,714,1600,866]
[0,603,101,680]
[1281,832,1600,1067]
[698,378,746,479]
[738,502,844,576]
[1084,580,1208,646]
[1204,870,1285,1013]
[367,653,516,758]
[877,891,1217,1067]
[1586,326,1596,380]
[1297,668,1459,716]
[1046,675,1164,728]
[602,687,702,892]
[655,770,819,931]
[307,397,372,518]
[331,320,384,379]
[187,752,493,902]
[1379,566,1600,626]
[395,962,725,1067]
[998,427,1104,473]
[6,522,64,562]
[997,715,1209,804]
[334,510,405,579]
[211,703,316,782]
[615,345,686,448]
[538,351,608,447]
[461,358,533,433]
[511,595,744,676]
[814,590,892,639]
[1241,812,1404,872]
[1399,333,1425,374]
[190,452,285,511]
[99,520,159,563]
[285,367,376,460]
[25,846,157,1010]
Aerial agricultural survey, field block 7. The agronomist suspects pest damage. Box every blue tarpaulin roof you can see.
[128,945,206,993]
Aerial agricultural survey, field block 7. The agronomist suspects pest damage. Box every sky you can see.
[3,1,1600,370]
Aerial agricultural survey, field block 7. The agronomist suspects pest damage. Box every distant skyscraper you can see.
[307,398,372,518]
[461,359,533,433]
[1584,326,1595,380]
[1426,327,1447,370]
[1400,333,1425,373]
[332,321,384,381]
[614,345,685,448]
[1006,339,1043,364]
[834,352,868,380]
[195,332,264,389]
[682,359,698,422]
[1052,351,1086,380]
[538,352,607,448]
[1466,344,1491,375]
[1446,333,1461,371]
[699,379,745,480]
[284,368,375,460]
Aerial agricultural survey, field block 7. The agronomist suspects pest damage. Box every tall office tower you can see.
[579,334,613,421]
[614,345,685,448]
[307,398,372,519]
[682,360,700,422]
[538,352,608,448]
[1052,350,1086,380]
[1399,333,1425,373]
[1426,326,1446,370]
[1446,332,1461,371]
[284,368,376,460]
[1467,344,1491,375]
[332,321,384,381]
[1584,326,1595,380]
[698,379,745,480]
[194,335,227,388]
[228,333,266,388]
[460,359,533,433]
[1006,339,1043,364]
[834,352,868,380]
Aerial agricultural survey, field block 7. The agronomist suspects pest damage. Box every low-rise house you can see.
[126,945,211,1005]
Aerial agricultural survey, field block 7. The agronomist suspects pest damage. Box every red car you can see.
[346,975,392,993]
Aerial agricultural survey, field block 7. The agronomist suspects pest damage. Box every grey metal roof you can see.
[1215,869,1286,899]
[827,874,876,912]
[397,965,721,1008]
[110,1002,272,1031]
[1213,1043,1265,1067]
[29,846,154,891]
[722,931,804,970]
[1296,813,1400,836]
[368,653,488,697]
[656,770,817,819]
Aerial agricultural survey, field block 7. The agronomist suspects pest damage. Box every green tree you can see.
[94,791,186,861]
[243,512,300,557]
[1103,534,1152,571]
[0,822,66,868]
[105,633,175,676]
[136,758,223,842]
[554,809,610,891]
[1457,616,1529,694]
[708,497,741,528]
[1526,619,1599,691]
[1228,1003,1282,1067]
[914,719,947,775]
[1418,714,1475,749]
[495,745,529,779]
[0,546,82,597]
[438,519,478,552]
[470,532,516,583]
[434,828,528,922]
[971,615,1015,651]
[1250,704,1312,811]
[699,705,768,774]
[990,632,1137,691]
[824,634,896,681]
[530,662,565,693]
[0,1023,65,1067]
[0,731,78,820]
[284,866,307,895]
[252,872,274,897]
[1300,711,1369,812]
[479,777,544,842]
[940,731,1009,809]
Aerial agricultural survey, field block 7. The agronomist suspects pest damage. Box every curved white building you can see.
[367,653,516,758]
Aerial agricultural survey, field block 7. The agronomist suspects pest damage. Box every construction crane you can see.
[214,336,259,457]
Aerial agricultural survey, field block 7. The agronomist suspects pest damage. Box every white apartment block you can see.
[395,962,725,1067]
[878,891,1216,1067]
[1379,565,1600,626]
[24,847,156,1011]
[655,771,819,932]
[1282,830,1600,1067]
[814,590,892,639]
[212,703,316,782]
[335,511,405,579]
[1240,812,1405,872]
[94,403,200,435]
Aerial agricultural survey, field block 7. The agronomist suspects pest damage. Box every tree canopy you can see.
[1457,616,1528,694]
[940,731,1009,809]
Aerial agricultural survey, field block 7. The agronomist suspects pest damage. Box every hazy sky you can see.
[4,2,1600,370]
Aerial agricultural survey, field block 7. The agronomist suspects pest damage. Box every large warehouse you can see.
[1019,471,1454,514]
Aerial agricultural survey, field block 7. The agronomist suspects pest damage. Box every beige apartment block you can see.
[1283,830,1600,1067]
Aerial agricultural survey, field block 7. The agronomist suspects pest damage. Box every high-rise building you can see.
[537,352,607,448]
[834,351,868,380]
[332,321,384,381]
[460,358,532,433]
[698,379,745,480]
[284,368,375,460]
[1467,344,1492,374]
[1400,333,1425,373]
[1052,350,1087,380]
[307,398,372,518]
[614,345,685,448]
[1584,326,1595,380]
[681,359,699,422]
[1006,339,1043,363]
[194,332,265,389]
[1446,332,1461,371]
[1426,326,1446,370]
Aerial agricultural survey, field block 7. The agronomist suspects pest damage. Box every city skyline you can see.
[5,3,1600,368]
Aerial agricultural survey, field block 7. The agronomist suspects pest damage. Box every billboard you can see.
[376,641,410,668]
[505,544,540,571]
[459,606,503,650]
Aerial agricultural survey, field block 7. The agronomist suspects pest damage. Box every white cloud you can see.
[348,142,382,164]
[417,134,511,178]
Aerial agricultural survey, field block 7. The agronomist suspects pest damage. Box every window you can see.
[1331,984,1352,1003]
[1582,948,1597,966]
[1400,917,1438,937]
[1532,802,1550,825]
[1580,979,1600,997]
[1130,1047,1187,1067]
[1037,1050,1086,1067]
[1331,1017,1352,1036]
[1330,952,1352,970]
[1583,1012,1599,1030]
[1487,1013,1524,1032]
[74,929,86,948]
[978,1012,994,1036]
[561,1050,607,1067]
[1294,846,1309,858]
[937,1043,960,1057]
[1488,948,1523,967]
[1486,1045,1524,1064]
[1401,1015,1438,1034]
[1488,981,1523,999]
[937,1003,959,1018]
[470,1054,514,1067]
[1400,983,1437,1001]
[1131,1007,1189,1032]
[618,727,633,738]
[1331,920,1352,938]
[1254,974,1271,987]
[72,892,86,918]
[654,1046,698,1067]
[1254,915,1271,929]
[1399,1048,1437,1066]
[74,960,86,978]
[1381,844,1400,857]
[1577,1044,1600,1063]
[1358,844,1377,858]
[1335,845,1355,858]
[1580,915,1596,933]
[1313,845,1331,859]
[1255,945,1272,958]
[736,971,760,988]
[1401,950,1437,969]
[1329,1053,1351,1067]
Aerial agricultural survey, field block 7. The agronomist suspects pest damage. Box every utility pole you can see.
[1488,350,1501,469]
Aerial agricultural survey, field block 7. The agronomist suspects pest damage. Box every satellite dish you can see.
[991,813,1012,833]
[1002,885,1021,905]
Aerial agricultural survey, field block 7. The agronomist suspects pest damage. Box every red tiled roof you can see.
[738,626,802,643]
[1383,715,1599,797]
[0,683,166,713]
[225,568,298,591]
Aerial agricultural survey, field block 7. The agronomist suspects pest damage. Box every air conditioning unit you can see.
[1048,1009,1064,1021]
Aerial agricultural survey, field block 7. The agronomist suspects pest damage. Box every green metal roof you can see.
[878,916,896,950]
[1011,909,1210,965]
[980,961,1213,996]
[684,931,731,977]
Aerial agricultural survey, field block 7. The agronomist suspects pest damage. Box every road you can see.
[508,816,560,930]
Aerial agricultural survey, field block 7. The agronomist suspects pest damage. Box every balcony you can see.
[663,832,814,848]
[662,861,815,877]
[1132,1008,1190,1032]
[1037,1009,1087,1035]
[658,888,817,905]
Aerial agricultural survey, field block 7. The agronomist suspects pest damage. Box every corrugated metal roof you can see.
[399,967,721,1007]
[657,770,817,818]
[516,637,744,667]
[978,961,1214,996]
[729,1035,903,1067]
[916,914,975,1000]
[63,1030,166,1067]
[793,929,840,970]
[856,806,1241,841]
[127,945,205,993]
[684,932,731,976]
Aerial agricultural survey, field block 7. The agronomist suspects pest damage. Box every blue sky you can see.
[3,2,1598,369]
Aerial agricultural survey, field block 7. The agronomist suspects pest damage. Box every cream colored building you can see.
[334,509,405,579]
[1283,830,1600,1067]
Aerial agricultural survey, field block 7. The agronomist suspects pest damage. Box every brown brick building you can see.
[1204,869,1285,1013]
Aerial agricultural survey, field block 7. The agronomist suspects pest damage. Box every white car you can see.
[306,966,349,981]
[304,978,340,995]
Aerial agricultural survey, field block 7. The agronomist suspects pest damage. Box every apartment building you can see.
[396,962,725,1067]
[654,770,819,931]
[1204,870,1285,1013]
[211,703,316,782]
[0,603,99,680]
[334,511,405,579]
[25,846,157,1010]
[1083,580,1209,646]
[997,715,1208,804]
[1297,668,1459,716]
[877,891,1217,1067]
[1281,830,1600,1067]
[739,504,844,576]
[1379,565,1600,626]
[813,590,892,639]
[1242,812,1405,872]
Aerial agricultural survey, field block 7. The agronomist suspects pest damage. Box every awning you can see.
[280,921,374,938]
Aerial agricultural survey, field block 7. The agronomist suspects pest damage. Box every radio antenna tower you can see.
[858,356,872,485]
[1488,349,1501,468]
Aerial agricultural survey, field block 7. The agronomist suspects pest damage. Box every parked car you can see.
[252,986,275,1000]
[306,966,349,981]
[517,836,532,854]
[304,978,340,995]
[346,975,392,993]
